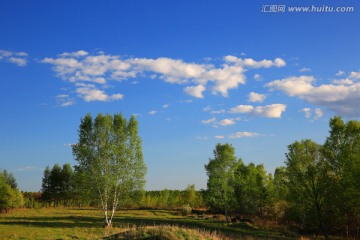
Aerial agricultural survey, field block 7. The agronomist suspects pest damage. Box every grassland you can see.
[0,208,296,239]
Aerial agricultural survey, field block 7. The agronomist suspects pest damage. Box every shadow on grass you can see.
[112,217,294,240]
[0,215,102,228]
[0,211,295,239]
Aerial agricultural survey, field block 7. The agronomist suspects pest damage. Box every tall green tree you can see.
[61,163,74,205]
[50,164,63,207]
[41,166,52,205]
[183,184,197,208]
[205,143,240,224]
[285,139,333,238]
[0,172,23,212]
[234,162,272,216]
[322,116,360,236]
[72,113,147,227]
[1,170,18,190]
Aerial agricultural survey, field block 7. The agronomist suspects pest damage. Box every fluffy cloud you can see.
[219,118,236,126]
[201,117,237,127]
[302,108,324,120]
[42,51,286,103]
[302,108,312,118]
[229,131,261,139]
[201,117,216,124]
[230,104,286,118]
[253,74,262,81]
[0,49,28,66]
[266,74,360,116]
[350,71,360,79]
[184,85,206,98]
[266,76,315,96]
[224,55,286,68]
[248,92,267,103]
[336,70,345,76]
[76,84,124,102]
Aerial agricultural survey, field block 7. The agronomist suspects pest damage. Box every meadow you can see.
[0,208,295,240]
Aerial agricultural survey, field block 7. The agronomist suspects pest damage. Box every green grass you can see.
[0,208,296,239]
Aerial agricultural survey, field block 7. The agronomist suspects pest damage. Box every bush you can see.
[181,204,192,216]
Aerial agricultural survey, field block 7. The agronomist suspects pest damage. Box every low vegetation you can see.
[0,208,292,239]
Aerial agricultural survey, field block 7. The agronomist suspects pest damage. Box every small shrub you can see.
[181,205,192,216]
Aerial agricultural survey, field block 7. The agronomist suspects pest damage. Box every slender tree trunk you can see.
[99,188,111,227]
[108,190,119,227]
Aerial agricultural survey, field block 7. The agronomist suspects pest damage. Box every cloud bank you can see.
[266,73,360,116]
[42,51,286,104]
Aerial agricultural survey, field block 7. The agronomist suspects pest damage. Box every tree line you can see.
[2,113,359,238]
[204,116,360,238]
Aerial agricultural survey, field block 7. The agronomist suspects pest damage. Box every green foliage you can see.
[183,184,196,207]
[72,113,147,226]
[181,204,192,216]
[285,139,333,236]
[0,172,23,212]
[41,163,74,207]
[142,187,205,210]
[234,162,273,216]
[1,170,18,190]
[205,143,241,224]
[322,116,360,235]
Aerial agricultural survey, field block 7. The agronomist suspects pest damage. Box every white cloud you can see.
[229,131,261,139]
[266,76,315,96]
[230,104,286,118]
[302,107,324,120]
[299,67,311,72]
[219,118,235,126]
[350,71,360,79]
[184,85,206,98]
[248,92,267,103]
[253,74,262,81]
[42,51,286,103]
[336,70,345,76]
[211,109,225,114]
[202,117,238,127]
[314,108,324,119]
[215,135,225,139]
[76,84,124,102]
[201,117,216,124]
[302,108,312,118]
[203,105,212,112]
[56,94,75,107]
[266,74,360,116]
[230,105,254,113]
[59,50,89,57]
[224,56,286,68]
[149,110,157,115]
[332,79,354,85]
[163,104,170,109]
[0,49,28,66]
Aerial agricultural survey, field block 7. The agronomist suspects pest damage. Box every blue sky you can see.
[1,0,360,191]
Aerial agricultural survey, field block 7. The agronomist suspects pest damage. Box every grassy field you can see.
[0,208,296,239]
